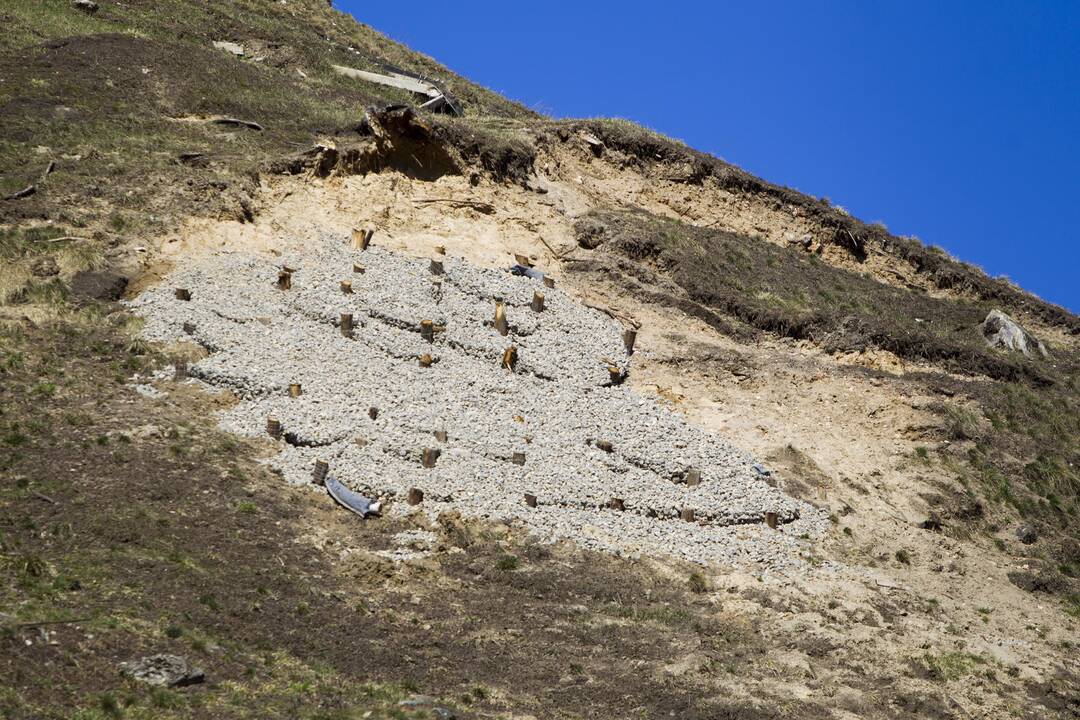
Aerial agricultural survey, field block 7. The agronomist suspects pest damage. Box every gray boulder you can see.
[980,310,1047,358]
[120,654,204,687]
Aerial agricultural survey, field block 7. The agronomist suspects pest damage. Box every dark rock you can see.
[69,270,128,301]
[30,256,60,278]
[920,515,943,532]
[1015,524,1038,545]
[573,218,606,249]
[119,654,204,687]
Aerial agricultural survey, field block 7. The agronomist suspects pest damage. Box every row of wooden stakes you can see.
[310,454,780,527]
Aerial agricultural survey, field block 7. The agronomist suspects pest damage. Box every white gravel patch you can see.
[127,232,829,570]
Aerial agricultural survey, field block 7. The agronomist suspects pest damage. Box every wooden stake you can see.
[420,319,434,342]
[266,417,282,440]
[422,448,440,468]
[514,253,532,267]
[680,507,696,522]
[501,345,517,371]
[418,353,433,368]
[352,263,365,274]
[288,383,302,397]
[543,276,555,289]
[684,467,701,486]
[609,498,625,512]
[174,288,191,301]
[182,321,196,335]
[433,429,448,443]
[511,452,526,466]
[407,488,424,505]
[430,259,444,275]
[351,227,373,250]
[434,245,446,255]
[340,313,354,338]
[622,329,637,355]
[173,360,188,381]
[764,511,778,529]
[312,459,329,485]
[524,493,537,508]
[368,407,378,420]
[531,291,545,312]
[276,270,292,290]
[493,302,508,336]
[340,280,353,294]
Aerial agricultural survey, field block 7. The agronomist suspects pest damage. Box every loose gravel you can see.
[127,232,829,569]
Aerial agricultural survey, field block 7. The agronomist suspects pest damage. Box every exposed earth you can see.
[2,2,1078,719]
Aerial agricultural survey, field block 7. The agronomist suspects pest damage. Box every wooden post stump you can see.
[266,417,282,440]
[429,259,444,275]
[340,313,354,338]
[609,498,625,512]
[422,448,440,468]
[288,383,302,397]
[511,452,526,466]
[276,270,292,290]
[514,253,532,267]
[368,407,378,420]
[434,245,446,255]
[764,511,778,529]
[680,507,696,522]
[353,263,365,274]
[524,493,537,507]
[543,276,555,289]
[420,319,434,342]
[501,345,518,371]
[340,280,353,294]
[493,302,508,336]
[182,321,196,335]
[531,291,545,312]
[407,488,424,505]
[351,227,373,250]
[173,360,188,381]
[684,467,701,486]
[607,366,622,383]
[174,288,191,301]
[312,459,329,485]
[418,353,433,368]
[594,439,613,453]
[433,429,448,443]
[622,329,637,355]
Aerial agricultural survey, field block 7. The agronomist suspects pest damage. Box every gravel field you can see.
[128,232,829,568]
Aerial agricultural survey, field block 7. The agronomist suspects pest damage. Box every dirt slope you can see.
[2,2,1079,719]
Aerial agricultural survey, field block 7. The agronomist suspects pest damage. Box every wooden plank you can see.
[331,65,441,98]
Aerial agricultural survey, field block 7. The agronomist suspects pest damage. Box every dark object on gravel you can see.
[119,654,204,687]
[69,270,128,301]
[72,0,98,13]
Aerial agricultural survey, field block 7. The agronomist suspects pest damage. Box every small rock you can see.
[212,40,245,56]
[30,256,60,278]
[1015,524,1037,545]
[72,0,98,13]
[69,270,128,301]
[980,309,1047,358]
[119,654,204,687]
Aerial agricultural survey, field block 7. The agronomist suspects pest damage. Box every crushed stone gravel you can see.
[127,232,830,569]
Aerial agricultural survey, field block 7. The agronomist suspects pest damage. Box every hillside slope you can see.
[2,2,1078,719]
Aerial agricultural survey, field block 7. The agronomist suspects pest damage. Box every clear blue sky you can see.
[339,1,1079,312]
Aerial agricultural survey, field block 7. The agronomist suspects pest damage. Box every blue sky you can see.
[339,2,1079,312]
